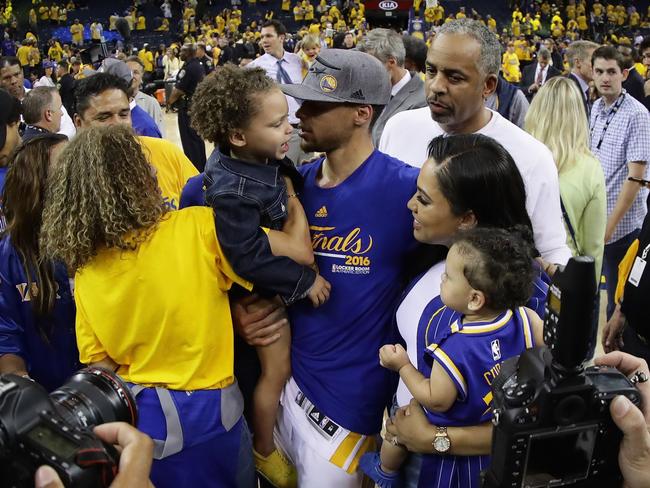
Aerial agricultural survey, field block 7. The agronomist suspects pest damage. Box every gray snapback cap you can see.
[280,49,391,105]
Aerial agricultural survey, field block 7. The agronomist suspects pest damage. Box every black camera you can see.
[482,256,642,488]
[0,367,138,488]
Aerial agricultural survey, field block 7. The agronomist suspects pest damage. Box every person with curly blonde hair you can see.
[40,125,256,488]
[184,63,330,487]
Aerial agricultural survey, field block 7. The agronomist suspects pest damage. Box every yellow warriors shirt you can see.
[138,136,199,211]
[502,52,521,83]
[75,207,252,390]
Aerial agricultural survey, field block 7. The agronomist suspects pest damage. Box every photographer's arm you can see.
[386,399,492,456]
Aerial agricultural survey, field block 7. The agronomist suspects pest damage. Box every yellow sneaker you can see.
[254,448,298,488]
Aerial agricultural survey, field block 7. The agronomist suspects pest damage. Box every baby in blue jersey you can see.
[361,226,545,488]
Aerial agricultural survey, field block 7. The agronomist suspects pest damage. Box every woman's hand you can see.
[385,399,435,453]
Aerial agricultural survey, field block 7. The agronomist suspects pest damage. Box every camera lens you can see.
[49,368,138,429]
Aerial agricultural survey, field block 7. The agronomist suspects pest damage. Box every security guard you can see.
[605,192,650,363]
[196,42,214,75]
[168,44,206,171]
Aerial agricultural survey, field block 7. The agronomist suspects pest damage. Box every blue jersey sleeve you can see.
[180,173,206,208]
[0,251,27,358]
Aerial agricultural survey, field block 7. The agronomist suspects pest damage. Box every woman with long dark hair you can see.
[0,133,80,391]
[382,134,549,487]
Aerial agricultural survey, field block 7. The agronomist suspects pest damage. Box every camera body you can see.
[482,257,642,488]
[0,368,138,488]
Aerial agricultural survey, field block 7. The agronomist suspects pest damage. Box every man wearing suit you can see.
[565,40,599,118]
[619,44,650,111]
[521,48,561,101]
[357,28,427,146]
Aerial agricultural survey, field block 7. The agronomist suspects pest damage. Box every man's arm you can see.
[526,146,572,264]
[167,86,184,107]
[508,89,530,129]
[605,161,646,242]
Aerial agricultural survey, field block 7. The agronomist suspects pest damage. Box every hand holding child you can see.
[379,344,410,372]
[308,274,331,307]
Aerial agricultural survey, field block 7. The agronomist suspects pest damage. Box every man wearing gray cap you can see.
[238,49,419,486]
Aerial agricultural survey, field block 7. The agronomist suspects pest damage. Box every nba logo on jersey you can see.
[491,339,501,361]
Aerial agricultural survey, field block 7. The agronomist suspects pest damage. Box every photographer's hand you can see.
[595,352,650,488]
[34,422,154,488]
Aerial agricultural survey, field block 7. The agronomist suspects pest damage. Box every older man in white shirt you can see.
[380,19,571,265]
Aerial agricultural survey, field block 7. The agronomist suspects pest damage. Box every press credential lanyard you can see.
[591,93,625,151]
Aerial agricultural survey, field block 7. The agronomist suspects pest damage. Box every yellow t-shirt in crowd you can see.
[635,62,647,78]
[48,45,63,62]
[17,45,31,66]
[138,136,198,210]
[39,5,49,20]
[502,51,521,83]
[577,14,588,30]
[305,4,314,20]
[139,49,154,72]
[90,22,102,40]
[282,0,290,11]
[70,23,84,43]
[74,207,252,390]
[137,15,146,30]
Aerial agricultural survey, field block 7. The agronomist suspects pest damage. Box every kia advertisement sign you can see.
[378,0,398,10]
[365,0,412,11]
[365,0,412,23]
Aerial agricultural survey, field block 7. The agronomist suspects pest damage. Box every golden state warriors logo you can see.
[319,75,337,93]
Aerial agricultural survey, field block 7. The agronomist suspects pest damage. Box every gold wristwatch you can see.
[432,426,451,453]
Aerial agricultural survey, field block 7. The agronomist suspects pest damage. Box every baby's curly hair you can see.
[190,64,277,148]
[39,125,167,271]
[452,225,536,311]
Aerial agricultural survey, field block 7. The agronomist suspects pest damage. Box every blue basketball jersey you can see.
[415,296,536,488]
[290,150,418,435]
